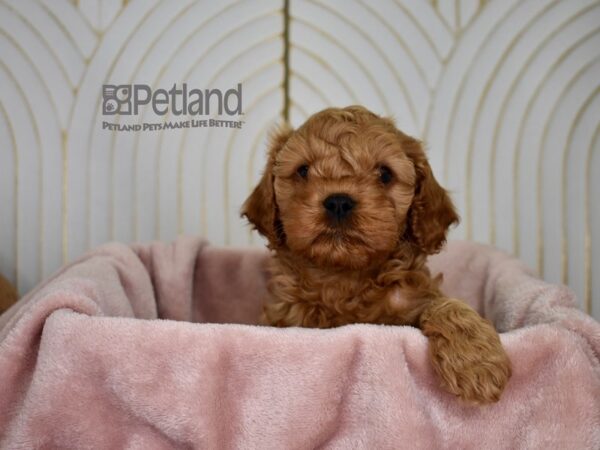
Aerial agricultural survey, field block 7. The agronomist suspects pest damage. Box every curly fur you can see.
[242,106,511,404]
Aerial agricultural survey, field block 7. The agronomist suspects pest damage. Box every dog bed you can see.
[0,237,598,449]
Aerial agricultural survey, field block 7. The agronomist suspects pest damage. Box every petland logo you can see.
[101,83,244,131]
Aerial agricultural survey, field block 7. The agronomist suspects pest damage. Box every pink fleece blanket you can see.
[0,238,598,449]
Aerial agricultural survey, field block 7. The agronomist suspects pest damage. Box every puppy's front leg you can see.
[418,298,511,404]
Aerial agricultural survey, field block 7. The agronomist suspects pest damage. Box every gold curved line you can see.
[0,102,18,285]
[357,0,437,90]
[293,17,393,116]
[105,3,166,240]
[38,0,97,58]
[74,2,202,248]
[458,0,480,29]
[561,86,600,287]
[513,29,597,264]
[0,28,68,133]
[145,6,281,238]
[466,3,568,242]
[512,31,600,259]
[71,0,98,36]
[98,1,124,36]
[221,85,282,244]
[246,99,305,192]
[123,3,281,238]
[490,18,599,247]
[222,77,280,244]
[0,29,63,276]
[77,1,161,251]
[429,0,455,35]
[60,4,107,258]
[111,1,202,240]
[441,0,543,238]
[536,57,600,278]
[176,36,281,237]
[299,4,418,125]
[586,122,600,314]
[184,52,281,240]
[128,1,218,240]
[292,45,359,104]
[0,60,43,286]
[3,1,78,89]
[442,0,523,183]
[60,0,90,265]
[182,51,280,239]
[473,2,487,27]
[290,70,333,106]
[388,0,447,60]
[143,0,258,99]
[465,1,586,242]
[422,1,511,140]
[295,9,404,116]
[176,50,279,240]
[453,1,467,39]
[121,1,236,238]
[247,99,309,192]
[86,0,102,36]
[174,35,280,240]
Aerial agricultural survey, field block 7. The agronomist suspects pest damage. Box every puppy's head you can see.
[242,106,458,269]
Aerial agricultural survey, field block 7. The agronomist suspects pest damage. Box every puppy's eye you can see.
[379,165,393,184]
[296,164,309,179]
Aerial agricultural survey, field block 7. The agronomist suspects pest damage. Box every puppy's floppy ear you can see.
[403,136,459,254]
[241,125,293,246]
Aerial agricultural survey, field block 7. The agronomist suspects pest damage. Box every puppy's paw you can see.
[420,298,512,404]
[428,331,511,404]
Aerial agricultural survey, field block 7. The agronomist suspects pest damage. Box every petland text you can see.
[101,83,244,130]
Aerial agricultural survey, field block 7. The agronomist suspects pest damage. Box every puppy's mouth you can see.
[305,227,379,269]
[312,229,366,248]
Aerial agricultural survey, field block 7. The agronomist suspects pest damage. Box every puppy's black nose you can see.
[323,194,355,221]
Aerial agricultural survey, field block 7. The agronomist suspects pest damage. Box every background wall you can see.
[0,0,599,319]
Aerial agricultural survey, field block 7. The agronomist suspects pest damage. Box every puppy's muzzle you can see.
[323,194,355,222]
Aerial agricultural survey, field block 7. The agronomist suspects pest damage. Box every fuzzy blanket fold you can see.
[0,237,598,449]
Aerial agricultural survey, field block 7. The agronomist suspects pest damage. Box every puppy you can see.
[242,106,511,404]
